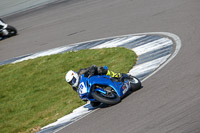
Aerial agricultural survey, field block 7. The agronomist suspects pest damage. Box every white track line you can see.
[133,38,173,56]
[13,45,73,63]
[91,35,145,49]
[129,55,171,77]
[141,32,181,82]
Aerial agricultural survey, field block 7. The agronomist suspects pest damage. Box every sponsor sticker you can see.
[122,84,129,94]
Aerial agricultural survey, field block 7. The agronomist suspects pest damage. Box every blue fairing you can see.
[78,74,126,102]
[88,75,124,96]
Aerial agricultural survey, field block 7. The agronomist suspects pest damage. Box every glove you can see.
[97,66,107,75]
[88,65,97,78]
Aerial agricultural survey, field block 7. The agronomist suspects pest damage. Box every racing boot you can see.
[106,70,122,81]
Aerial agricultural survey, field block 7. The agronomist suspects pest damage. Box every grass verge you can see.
[0,47,137,133]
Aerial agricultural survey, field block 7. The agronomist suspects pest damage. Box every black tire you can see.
[130,76,142,91]
[6,25,17,36]
[92,91,121,105]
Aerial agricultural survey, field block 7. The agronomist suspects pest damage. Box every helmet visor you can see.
[69,77,77,86]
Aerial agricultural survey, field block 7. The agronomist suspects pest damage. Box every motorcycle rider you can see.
[0,18,6,28]
[0,18,8,39]
[65,65,124,107]
[0,18,17,40]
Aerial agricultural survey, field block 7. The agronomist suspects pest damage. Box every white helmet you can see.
[65,70,79,87]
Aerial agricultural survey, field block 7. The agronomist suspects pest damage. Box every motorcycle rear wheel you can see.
[130,76,141,91]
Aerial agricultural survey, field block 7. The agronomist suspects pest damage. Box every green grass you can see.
[0,47,137,133]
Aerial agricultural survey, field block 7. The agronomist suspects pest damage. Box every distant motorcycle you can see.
[0,19,17,40]
[78,66,142,107]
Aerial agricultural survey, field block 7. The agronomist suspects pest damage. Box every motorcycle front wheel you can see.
[6,25,17,37]
[92,88,121,105]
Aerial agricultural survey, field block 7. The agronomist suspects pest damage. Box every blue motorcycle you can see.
[78,68,141,107]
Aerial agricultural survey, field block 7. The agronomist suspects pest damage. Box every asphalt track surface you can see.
[1,0,200,133]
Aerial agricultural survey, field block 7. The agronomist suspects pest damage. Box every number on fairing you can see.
[79,82,87,94]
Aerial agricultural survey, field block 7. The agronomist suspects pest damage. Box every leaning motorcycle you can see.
[78,67,141,107]
[0,19,17,40]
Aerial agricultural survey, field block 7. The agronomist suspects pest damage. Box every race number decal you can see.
[78,82,87,94]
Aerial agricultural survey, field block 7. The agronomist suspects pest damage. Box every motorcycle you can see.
[0,19,17,40]
[78,66,141,107]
